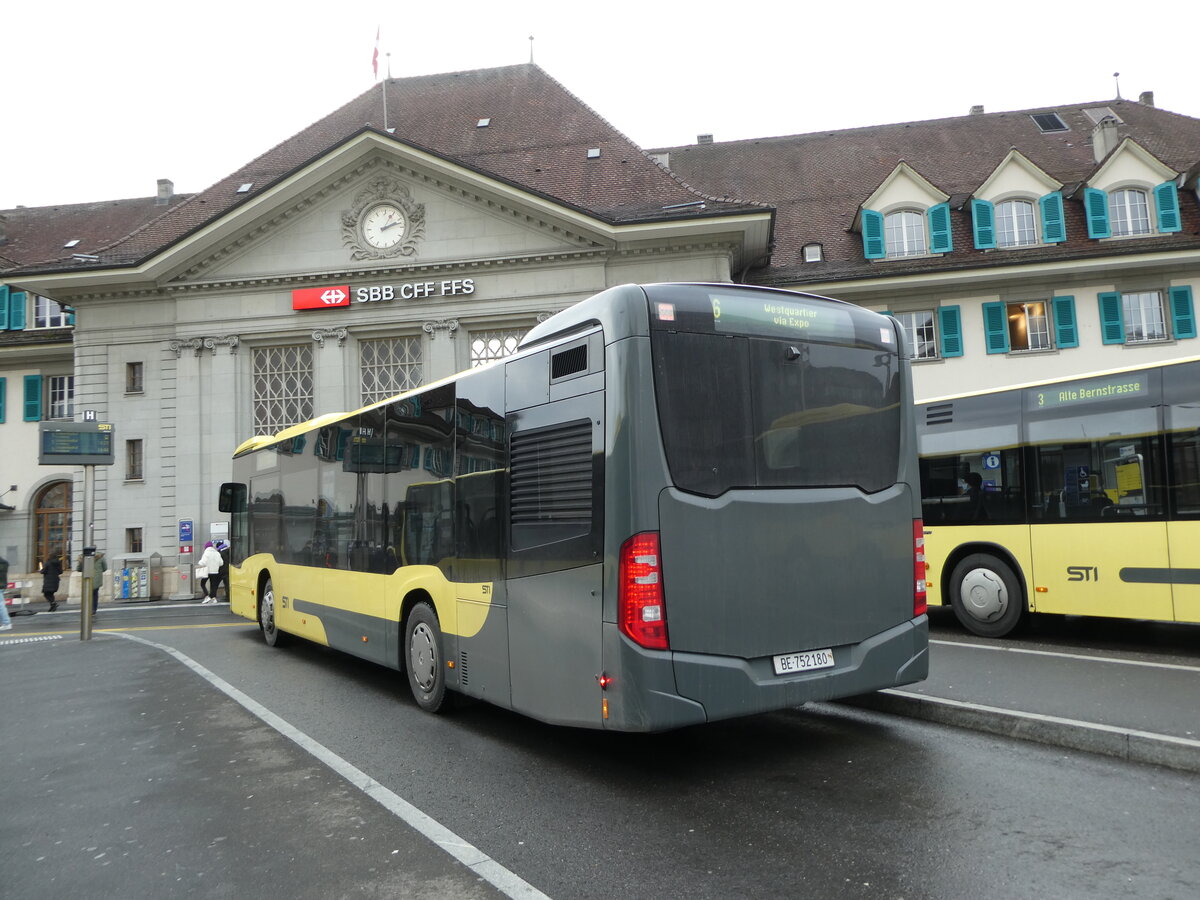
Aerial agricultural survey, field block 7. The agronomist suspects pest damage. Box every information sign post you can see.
[39,422,115,641]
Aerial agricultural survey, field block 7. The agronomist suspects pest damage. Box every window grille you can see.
[253,345,313,434]
[360,336,422,404]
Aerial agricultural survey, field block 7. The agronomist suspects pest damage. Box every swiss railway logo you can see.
[292,285,351,310]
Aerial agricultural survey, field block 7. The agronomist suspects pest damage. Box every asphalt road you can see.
[3,602,1199,899]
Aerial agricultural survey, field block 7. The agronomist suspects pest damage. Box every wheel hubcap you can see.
[410,622,437,691]
[960,568,1007,622]
[262,590,275,633]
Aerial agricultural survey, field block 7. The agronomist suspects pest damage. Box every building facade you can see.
[3,65,1199,596]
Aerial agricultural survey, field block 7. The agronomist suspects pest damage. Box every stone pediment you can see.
[173,155,604,285]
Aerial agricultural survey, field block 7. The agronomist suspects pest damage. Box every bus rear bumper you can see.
[671,616,929,725]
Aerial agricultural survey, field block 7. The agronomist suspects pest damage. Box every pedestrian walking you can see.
[0,554,11,631]
[42,554,63,611]
[198,542,224,604]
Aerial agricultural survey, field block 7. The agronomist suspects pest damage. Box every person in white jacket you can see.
[198,542,224,604]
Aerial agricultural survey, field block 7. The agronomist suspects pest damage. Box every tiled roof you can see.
[651,98,1200,285]
[0,194,191,272]
[6,64,762,277]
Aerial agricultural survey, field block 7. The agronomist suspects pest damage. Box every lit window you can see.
[995,200,1038,248]
[1006,301,1052,351]
[895,310,938,359]
[884,211,927,258]
[1109,189,1151,236]
[1122,291,1167,342]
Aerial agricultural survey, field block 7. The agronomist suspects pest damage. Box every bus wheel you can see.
[949,554,1023,638]
[259,578,287,647]
[405,603,447,712]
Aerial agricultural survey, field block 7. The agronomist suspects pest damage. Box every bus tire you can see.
[948,553,1024,638]
[259,577,287,647]
[405,602,447,713]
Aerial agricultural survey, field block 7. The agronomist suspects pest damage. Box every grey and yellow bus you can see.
[919,355,1200,637]
[219,283,928,731]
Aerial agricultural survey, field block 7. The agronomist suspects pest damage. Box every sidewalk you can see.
[843,617,1200,774]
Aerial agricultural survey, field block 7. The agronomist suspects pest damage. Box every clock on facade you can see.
[361,202,408,249]
[341,178,425,261]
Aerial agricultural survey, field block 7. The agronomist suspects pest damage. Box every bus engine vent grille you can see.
[925,403,954,426]
[459,651,468,685]
[510,419,593,526]
[551,344,588,380]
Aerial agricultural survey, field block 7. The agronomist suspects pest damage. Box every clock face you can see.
[361,203,407,249]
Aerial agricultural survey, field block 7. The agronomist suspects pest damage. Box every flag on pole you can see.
[372,27,380,79]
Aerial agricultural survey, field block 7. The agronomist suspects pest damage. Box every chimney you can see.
[969,105,984,115]
[1092,117,1121,163]
[697,134,713,145]
[156,178,174,206]
[1139,91,1155,107]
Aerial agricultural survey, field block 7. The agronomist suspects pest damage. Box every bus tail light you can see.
[619,532,669,651]
[913,519,927,617]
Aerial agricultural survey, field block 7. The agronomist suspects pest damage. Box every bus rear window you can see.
[652,331,901,496]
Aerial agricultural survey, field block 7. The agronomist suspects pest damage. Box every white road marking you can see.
[113,631,551,900]
[930,638,1200,673]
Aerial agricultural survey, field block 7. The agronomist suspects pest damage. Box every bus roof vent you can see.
[925,403,954,426]
[551,344,588,380]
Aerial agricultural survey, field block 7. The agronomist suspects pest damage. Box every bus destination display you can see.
[707,292,858,344]
[1026,372,1149,411]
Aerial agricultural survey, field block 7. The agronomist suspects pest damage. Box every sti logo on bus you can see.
[1067,566,1099,582]
[292,285,351,310]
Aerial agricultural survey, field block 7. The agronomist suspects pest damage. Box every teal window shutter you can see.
[938,306,963,357]
[1155,181,1182,233]
[971,199,995,249]
[1098,292,1125,344]
[982,301,1010,354]
[1039,192,1066,243]
[927,203,953,253]
[23,374,43,421]
[9,291,26,330]
[0,286,9,330]
[0,377,6,423]
[862,209,885,259]
[1085,188,1111,238]
[1169,285,1196,339]
[1052,296,1078,348]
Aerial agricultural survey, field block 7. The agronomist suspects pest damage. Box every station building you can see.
[1,64,1198,595]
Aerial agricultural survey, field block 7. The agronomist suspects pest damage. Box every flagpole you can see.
[382,54,390,132]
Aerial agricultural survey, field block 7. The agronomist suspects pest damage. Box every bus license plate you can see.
[772,648,835,676]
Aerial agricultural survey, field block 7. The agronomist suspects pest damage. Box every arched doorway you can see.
[34,481,72,571]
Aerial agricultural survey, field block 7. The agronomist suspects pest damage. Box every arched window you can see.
[34,480,71,571]
[884,210,926,258]
[1108,189,1151,236]
[995,200,1038,247]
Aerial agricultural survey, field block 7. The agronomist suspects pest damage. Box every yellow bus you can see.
[919,355,1200,636]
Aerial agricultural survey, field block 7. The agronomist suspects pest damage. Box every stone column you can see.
[422,319,460,382]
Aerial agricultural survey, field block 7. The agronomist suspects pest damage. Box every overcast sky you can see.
[5,0,1198,210]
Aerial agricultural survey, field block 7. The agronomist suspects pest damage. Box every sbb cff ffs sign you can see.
[291,280,476,310]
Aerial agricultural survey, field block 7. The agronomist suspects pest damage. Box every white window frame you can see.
[995,199,1039,248]
[47,374,74,419]
[1121,291,1168,343]
[33,295,71,329]
[894,310,938,360]
[884,210,927,258]
[1109,189,1151,237]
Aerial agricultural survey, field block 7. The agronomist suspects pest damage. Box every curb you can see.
[841,689,1200,775]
